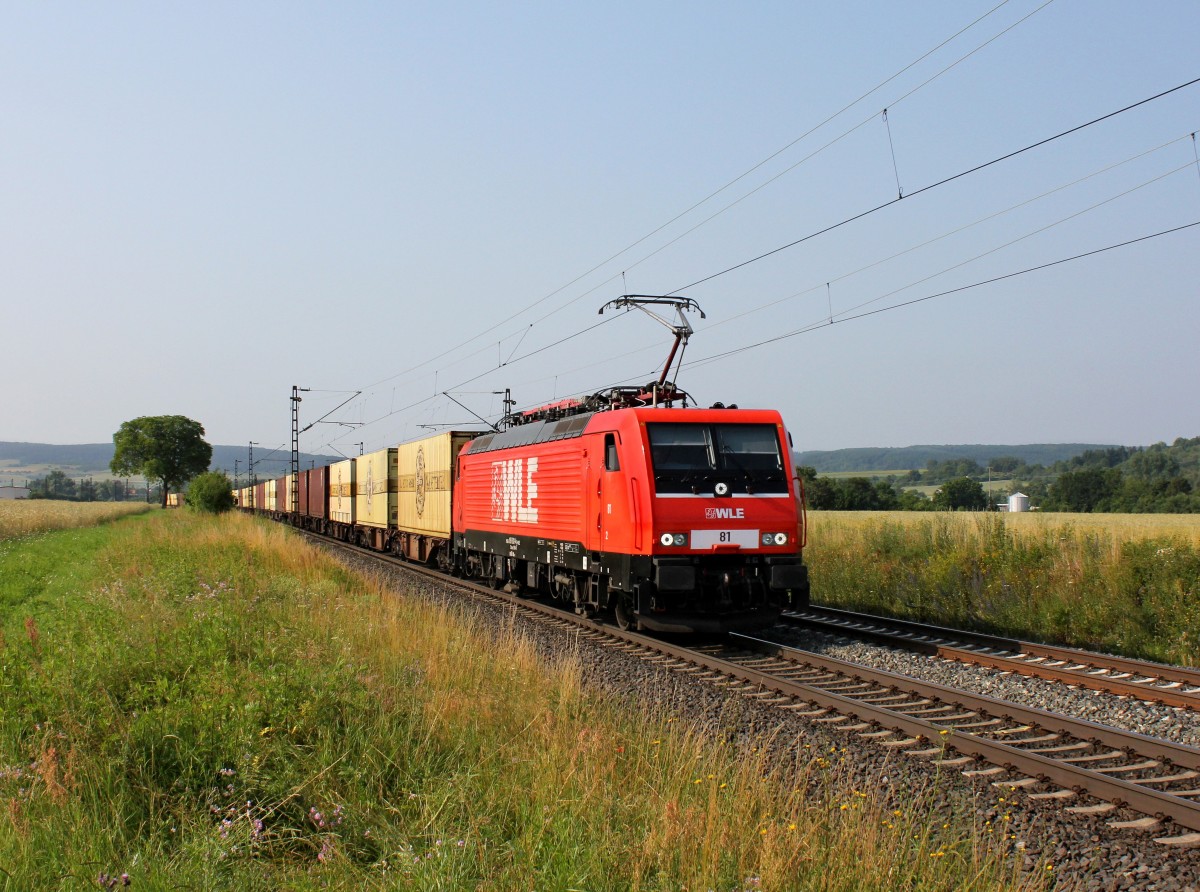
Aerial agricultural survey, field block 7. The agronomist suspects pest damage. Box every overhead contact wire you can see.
[685,220,1200,367]
[340,1,1026,403]
[672,76,1200,293]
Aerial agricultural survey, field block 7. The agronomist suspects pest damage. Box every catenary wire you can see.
[338,2,1030,400]
[420,215,1200,426]
[485,133,1196,399]
[679,220,1200,370]
[671,76,1200,293]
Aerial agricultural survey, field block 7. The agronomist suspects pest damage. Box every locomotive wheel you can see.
[614,596,635,631]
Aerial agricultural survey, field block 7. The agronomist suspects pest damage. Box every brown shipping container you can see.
[274,475,288,513]
[397,431,478,538]
[354,448,398,529]
[308,466,329,519]
[329,459,356,524]
[254,481,266,509]
[297,470,310,516]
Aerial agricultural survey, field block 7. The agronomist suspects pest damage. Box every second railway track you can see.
[783,605,1200,711]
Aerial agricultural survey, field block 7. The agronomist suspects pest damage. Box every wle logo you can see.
[491,457,539,523]
[705,506,745,520]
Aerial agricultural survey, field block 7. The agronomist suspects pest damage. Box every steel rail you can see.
[292,528,1200,835]
[697,635,1200,834]
[726,634,1200,770]
[785,606,1200,710]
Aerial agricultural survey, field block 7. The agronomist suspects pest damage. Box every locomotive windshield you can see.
[647,423,787,494]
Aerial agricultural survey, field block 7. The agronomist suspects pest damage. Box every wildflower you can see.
[651,740,661,746]
[787,823,796,832]
[719,783,727,789]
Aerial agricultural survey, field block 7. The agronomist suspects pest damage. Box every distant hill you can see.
[0,441,343,484]
[794,444,1117,473]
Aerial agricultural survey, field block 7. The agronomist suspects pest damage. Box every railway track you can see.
[298,530,1200,847]
[781,606,1200,711]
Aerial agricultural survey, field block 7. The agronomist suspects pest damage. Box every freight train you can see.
[235,384,809,634]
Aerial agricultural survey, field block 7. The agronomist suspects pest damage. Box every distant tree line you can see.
[802,436,1200,513]
[26,469,155,502]
[1034,439,1199,512]
[798,468,988,512]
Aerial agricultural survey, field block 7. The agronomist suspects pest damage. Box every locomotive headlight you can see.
[673,533,687,547]
[660,533,674,546]
[773,532,789,546]
[761,533,774,546]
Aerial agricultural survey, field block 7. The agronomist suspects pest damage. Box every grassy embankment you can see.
[0,500,152,541]
[807,511,1200,665]
[0,508,1043,890]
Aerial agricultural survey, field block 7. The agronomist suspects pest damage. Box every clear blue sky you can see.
[3,1,1197,455]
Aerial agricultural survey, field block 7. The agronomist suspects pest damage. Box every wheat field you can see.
[0,500,153,540]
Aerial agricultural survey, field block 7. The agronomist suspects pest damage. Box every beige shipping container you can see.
[329,459,356,524]
[397,431,477,538]
[265,478,277,508]
[355,448,398,529]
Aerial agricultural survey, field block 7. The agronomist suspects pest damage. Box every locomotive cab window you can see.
[604,433,620,471]
[647,423,786,494]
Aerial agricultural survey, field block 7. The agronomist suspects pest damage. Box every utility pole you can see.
[234,458,240,488]
[248,441,258,508]
[291,386,309,515]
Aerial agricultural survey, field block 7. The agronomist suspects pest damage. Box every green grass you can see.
[807,511,1200,664]
[0,512,1043,890]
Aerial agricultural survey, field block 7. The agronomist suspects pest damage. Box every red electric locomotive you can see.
[451,385,809,633]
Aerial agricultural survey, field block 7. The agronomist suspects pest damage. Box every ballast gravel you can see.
[325,546,1200,891]
[764,624,1200,750]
